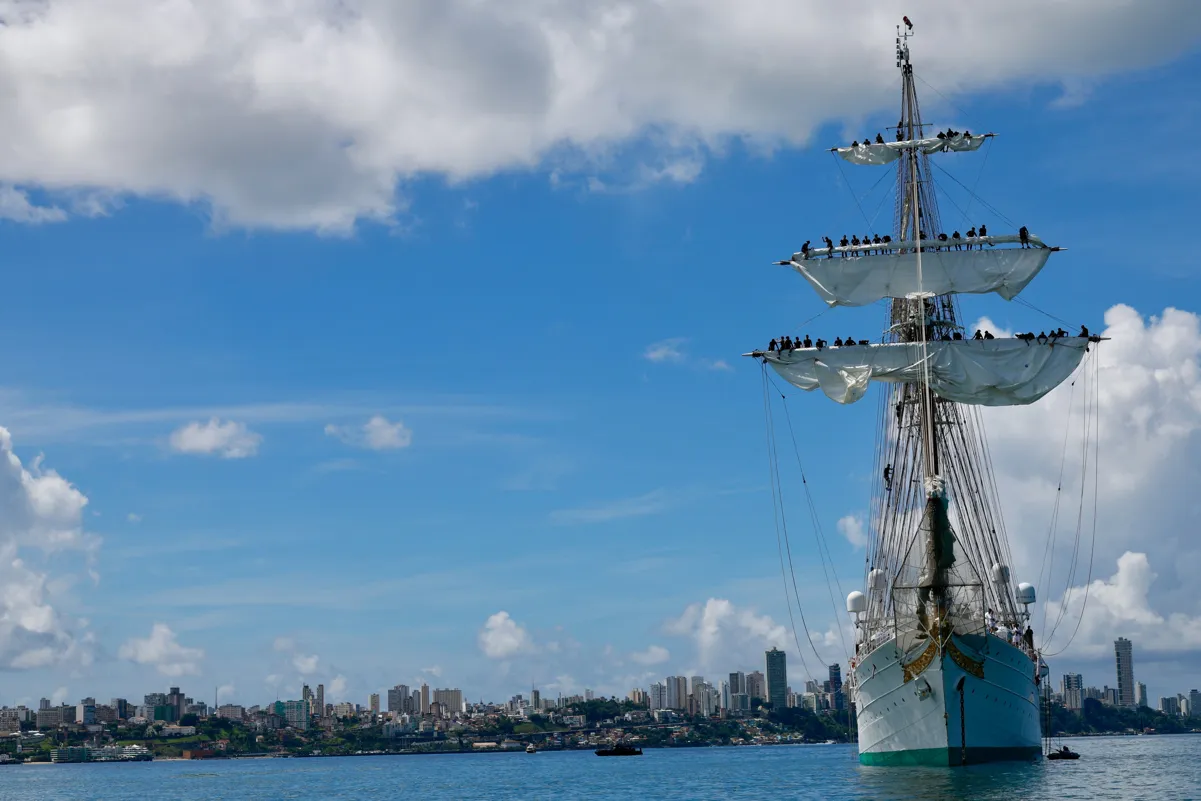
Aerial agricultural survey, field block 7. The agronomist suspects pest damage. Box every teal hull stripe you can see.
[859,746,1042,766]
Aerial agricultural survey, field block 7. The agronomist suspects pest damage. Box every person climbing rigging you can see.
[883,464,892,491]
[1023,626,1035,651]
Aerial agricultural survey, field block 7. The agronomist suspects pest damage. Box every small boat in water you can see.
[525,744,536,754]
[1046,747,1079,760]
[595,744,642,757]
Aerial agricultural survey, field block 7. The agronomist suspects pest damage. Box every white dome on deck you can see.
[1016,582,1036,605]
[991,563,1010,585]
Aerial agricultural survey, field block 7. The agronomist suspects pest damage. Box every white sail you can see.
[790,245,1051,308]
[766,337,1087,406]
[834,133,990,166]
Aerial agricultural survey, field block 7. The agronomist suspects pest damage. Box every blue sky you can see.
[2,2,1200,709]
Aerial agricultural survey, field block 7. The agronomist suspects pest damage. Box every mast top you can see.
[897,17,914,70]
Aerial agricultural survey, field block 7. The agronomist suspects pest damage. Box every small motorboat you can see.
[595,744,642,757]
[525,744,536,754]
[1047,747,1079,760]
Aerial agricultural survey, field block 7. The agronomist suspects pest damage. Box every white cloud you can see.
[983,305,1201,619]
[328,674,348,699]
[479,611,533,659]
[0,2,1193,230]
[0,186,67,224]
[629,645,670,666]
[324,415,412,450]
[118,623,203,676]
[272,637,295,653]
[550,489,673,524]
[169,418,261,458]
[1043,552,1201,658]
[0,426,95,670]
[664,598,790,674]
[50,686,69,705]
[216,683,236,703]
[292,653,319,675]
[421,665,443,678]
[644,338,687,364]
[837,515,868,549]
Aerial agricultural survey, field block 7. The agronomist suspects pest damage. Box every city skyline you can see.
[0,3,1199,712]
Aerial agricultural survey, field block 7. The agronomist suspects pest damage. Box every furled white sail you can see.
[790,245,1051,307]
[834,133,990,166]
[766,338,1088,406]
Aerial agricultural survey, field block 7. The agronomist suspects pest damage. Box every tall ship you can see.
[753,20,1099,766]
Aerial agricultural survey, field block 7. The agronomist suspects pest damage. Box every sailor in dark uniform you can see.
[1020,226,1030,248]
[803,335,813,348]
[800,240,811,259]
[952,231,962,250]
[875,133,885,144]
[824,237,834,258]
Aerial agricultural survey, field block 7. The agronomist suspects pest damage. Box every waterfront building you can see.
[765,648,787,708]
[76,703,96,725]
[1061,673,1083,710]
[387,685,409,714]
[1115,637,1135,707]
[1160,696,1180,716]
[649,682,666,711]
[746,671,765,702]
[433,688,464,715]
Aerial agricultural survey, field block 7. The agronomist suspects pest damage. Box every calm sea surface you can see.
[3,735,1199,800]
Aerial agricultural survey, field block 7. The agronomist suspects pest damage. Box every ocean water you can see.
[3,735,1198,800]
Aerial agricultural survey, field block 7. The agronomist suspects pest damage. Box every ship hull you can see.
[852,633,1041,766]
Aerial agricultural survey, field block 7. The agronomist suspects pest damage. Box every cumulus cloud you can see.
[118,623,203,676]
[0,186,66,223]
[169,418,261,458]
[479,611,533,659]
[0,426,94,670]
[664,598,790,673]
[292,653,319,675]
[3,1,1191,231]
[1043,552,1201,658]
[328,674,348,699]
[837,515,868,549]
[629,644,670,666]
[983,306,1201,624]
[324,415,412,450]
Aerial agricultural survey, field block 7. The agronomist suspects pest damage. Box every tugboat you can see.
[595,743,642,757]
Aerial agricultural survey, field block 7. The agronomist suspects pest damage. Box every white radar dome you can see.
[869,568,888,591]
[991,563,1010,585]
[847,591,867,614]
[1016,582,1036,605]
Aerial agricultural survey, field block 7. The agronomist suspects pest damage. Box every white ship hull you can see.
[852,632,1041,766]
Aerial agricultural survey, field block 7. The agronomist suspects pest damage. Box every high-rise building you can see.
[1190,690,1201,719]
[1136,683,1149,708]
[39,698,50,711]
[420,683,430,715]
[690,676,705,696]
[410,690,421,715]
[110,698,129,719]
[532,689,542,710]
[433,689,464,715]
[828,664,844,710]
[729,672,745,695]
[665,676,682,710]
[1115,637,1135,707]
[284,699,309,730]
[765,648,787,707]
[746,671,766,701]
[369,693,380,716]
[316,684,324,718]
[1061,673,1083,710]
[387,685,409,714]
[1160,696,1180,716]
[626,688,644,706]
[649,682,666,710]
[584,688,594,701]
[720,681,730,711]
